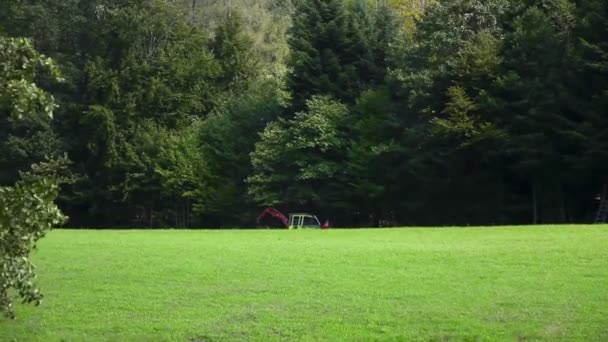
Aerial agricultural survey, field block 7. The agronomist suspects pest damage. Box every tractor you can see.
[256,207,330,229]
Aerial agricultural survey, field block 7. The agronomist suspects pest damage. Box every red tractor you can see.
[256,207,330,229]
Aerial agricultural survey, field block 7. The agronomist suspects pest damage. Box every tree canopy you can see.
[1,0,607,228]
[0,35,66,318]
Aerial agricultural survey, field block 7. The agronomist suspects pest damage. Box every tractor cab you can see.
[288,213,321,229]
[256,208,330,229]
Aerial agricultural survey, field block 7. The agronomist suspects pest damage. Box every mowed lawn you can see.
[1,226,608,341]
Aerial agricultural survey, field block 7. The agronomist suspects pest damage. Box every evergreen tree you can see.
[197,78,288,226]
[211,12,259,93]
[288,0,350,107]
[343,89,403,225]
[576,0,608,187]
[342,0,376,100]
[497,3,581,223]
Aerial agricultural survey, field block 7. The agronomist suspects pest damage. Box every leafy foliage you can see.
[248,96,347,211]
[0,35,65,318]
[0,36,63,185]
[197,78,288,225]
[2,0,608,227]
[211,12,259,92]
[0,169,66,319]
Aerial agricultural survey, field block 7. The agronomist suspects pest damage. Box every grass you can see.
[1,226,607,341]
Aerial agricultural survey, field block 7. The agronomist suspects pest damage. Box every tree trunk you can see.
[174,198,179,228]
[182,201,187,228]
[185,200,190,228]
[532,182,538,224]
[559,185,566,223]
[191,0,197,24]
[148,204,154,228]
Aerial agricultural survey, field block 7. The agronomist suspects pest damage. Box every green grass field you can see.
[1,226,607,341]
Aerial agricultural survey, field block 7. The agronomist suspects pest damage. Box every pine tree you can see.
[499,4,581,223]
[342,0,374,99]
[372,2,401,79]
[574,0,608,210]
[211,11,259,93]
[287,0,350,108]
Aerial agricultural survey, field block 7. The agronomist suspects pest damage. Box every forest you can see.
[1,0,607,228]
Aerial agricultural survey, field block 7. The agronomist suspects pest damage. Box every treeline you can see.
[0,0,606,227]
